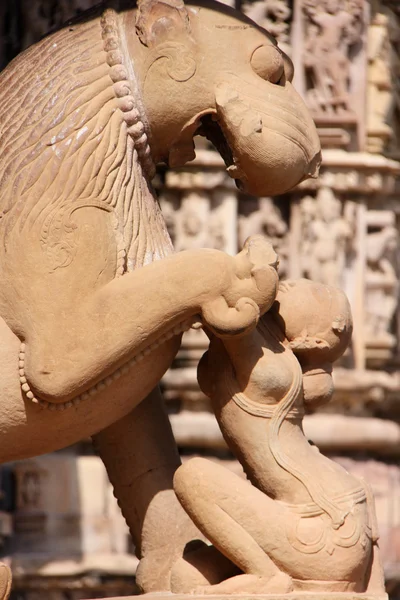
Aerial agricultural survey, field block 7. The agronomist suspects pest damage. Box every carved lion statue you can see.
[0,0,321,595]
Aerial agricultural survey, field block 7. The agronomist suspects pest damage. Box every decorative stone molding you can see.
[298,150,400,195]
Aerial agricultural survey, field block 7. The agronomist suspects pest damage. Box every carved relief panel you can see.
[12,456,132,559]
[238,196,290,277]
[241,0,292,54]
[367,9,395,154]
[288,187,356,289]
[365,209,399,363]
[14,461,49,538]
[159,164,238,256]
[161,189,236,255]
[292,0,367,150]
[366,0,400,159]
[287,183,400,369]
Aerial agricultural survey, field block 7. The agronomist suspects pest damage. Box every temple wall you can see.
[0,1,399,598]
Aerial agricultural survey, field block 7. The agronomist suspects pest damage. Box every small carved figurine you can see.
[175,249,386,596]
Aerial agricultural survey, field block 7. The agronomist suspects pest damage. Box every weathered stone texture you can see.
[0,0,400,599]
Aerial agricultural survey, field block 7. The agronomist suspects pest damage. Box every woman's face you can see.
[272,279,353,365]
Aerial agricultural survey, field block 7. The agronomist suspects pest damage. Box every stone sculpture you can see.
[299,187,353,288]
[0,0,321,596]
[365,221,399,347]
[239,197,288,276]
[175,264,386,596]
[242,0,291,54]
[302,0,363,115]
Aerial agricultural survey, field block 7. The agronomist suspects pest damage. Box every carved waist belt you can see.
[281,486,366,517]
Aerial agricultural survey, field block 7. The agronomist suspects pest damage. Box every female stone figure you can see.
[174,257,385,595]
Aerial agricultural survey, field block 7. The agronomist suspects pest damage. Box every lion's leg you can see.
[93,387,238,593]
[18,232,277,406]
[93,386,194,592]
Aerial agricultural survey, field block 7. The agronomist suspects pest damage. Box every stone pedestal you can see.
[87,594,389,600]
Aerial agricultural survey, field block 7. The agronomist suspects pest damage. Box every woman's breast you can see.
[244,348,300,405]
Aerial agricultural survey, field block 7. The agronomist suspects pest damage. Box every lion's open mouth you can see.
[198,114,233,166]
[196,115,244,189]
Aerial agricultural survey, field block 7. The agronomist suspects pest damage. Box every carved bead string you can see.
[19,318,198,411]
[100,9,156,180]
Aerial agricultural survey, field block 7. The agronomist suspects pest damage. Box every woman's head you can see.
[270,279,352,410]
[271,279,352,367]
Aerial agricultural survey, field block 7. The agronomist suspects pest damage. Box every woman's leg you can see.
[174,457,292,589]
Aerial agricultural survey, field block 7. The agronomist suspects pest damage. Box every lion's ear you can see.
[135,0,190,46]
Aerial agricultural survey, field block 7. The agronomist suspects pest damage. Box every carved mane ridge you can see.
[0,7,172,271]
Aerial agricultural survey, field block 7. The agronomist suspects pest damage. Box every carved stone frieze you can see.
[301,0,364,117]
[11,455,133,562]
[159,187,237,255]
[383,4,400,160]
[367,10,394,154]
[292,0,367,150]
[297,150,400,195]
[159,152,240,372]
[286,170,400,369]
[238,197,289,277]
[365,210,399,360]
[13,461,49,541]
[295,187,354,288]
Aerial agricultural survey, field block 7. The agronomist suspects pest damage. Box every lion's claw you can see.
[201,236,279,338]
[202,296,260,338]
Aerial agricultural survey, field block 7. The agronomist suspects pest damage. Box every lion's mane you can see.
[0,10,172,270]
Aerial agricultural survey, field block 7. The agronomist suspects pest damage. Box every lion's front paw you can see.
[201,236,279,338]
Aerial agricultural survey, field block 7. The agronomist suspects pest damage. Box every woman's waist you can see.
[280,486,367,517]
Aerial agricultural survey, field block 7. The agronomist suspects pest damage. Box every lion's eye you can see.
[250,45,285,84]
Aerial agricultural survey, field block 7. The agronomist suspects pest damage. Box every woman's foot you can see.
[195,572,293,595]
